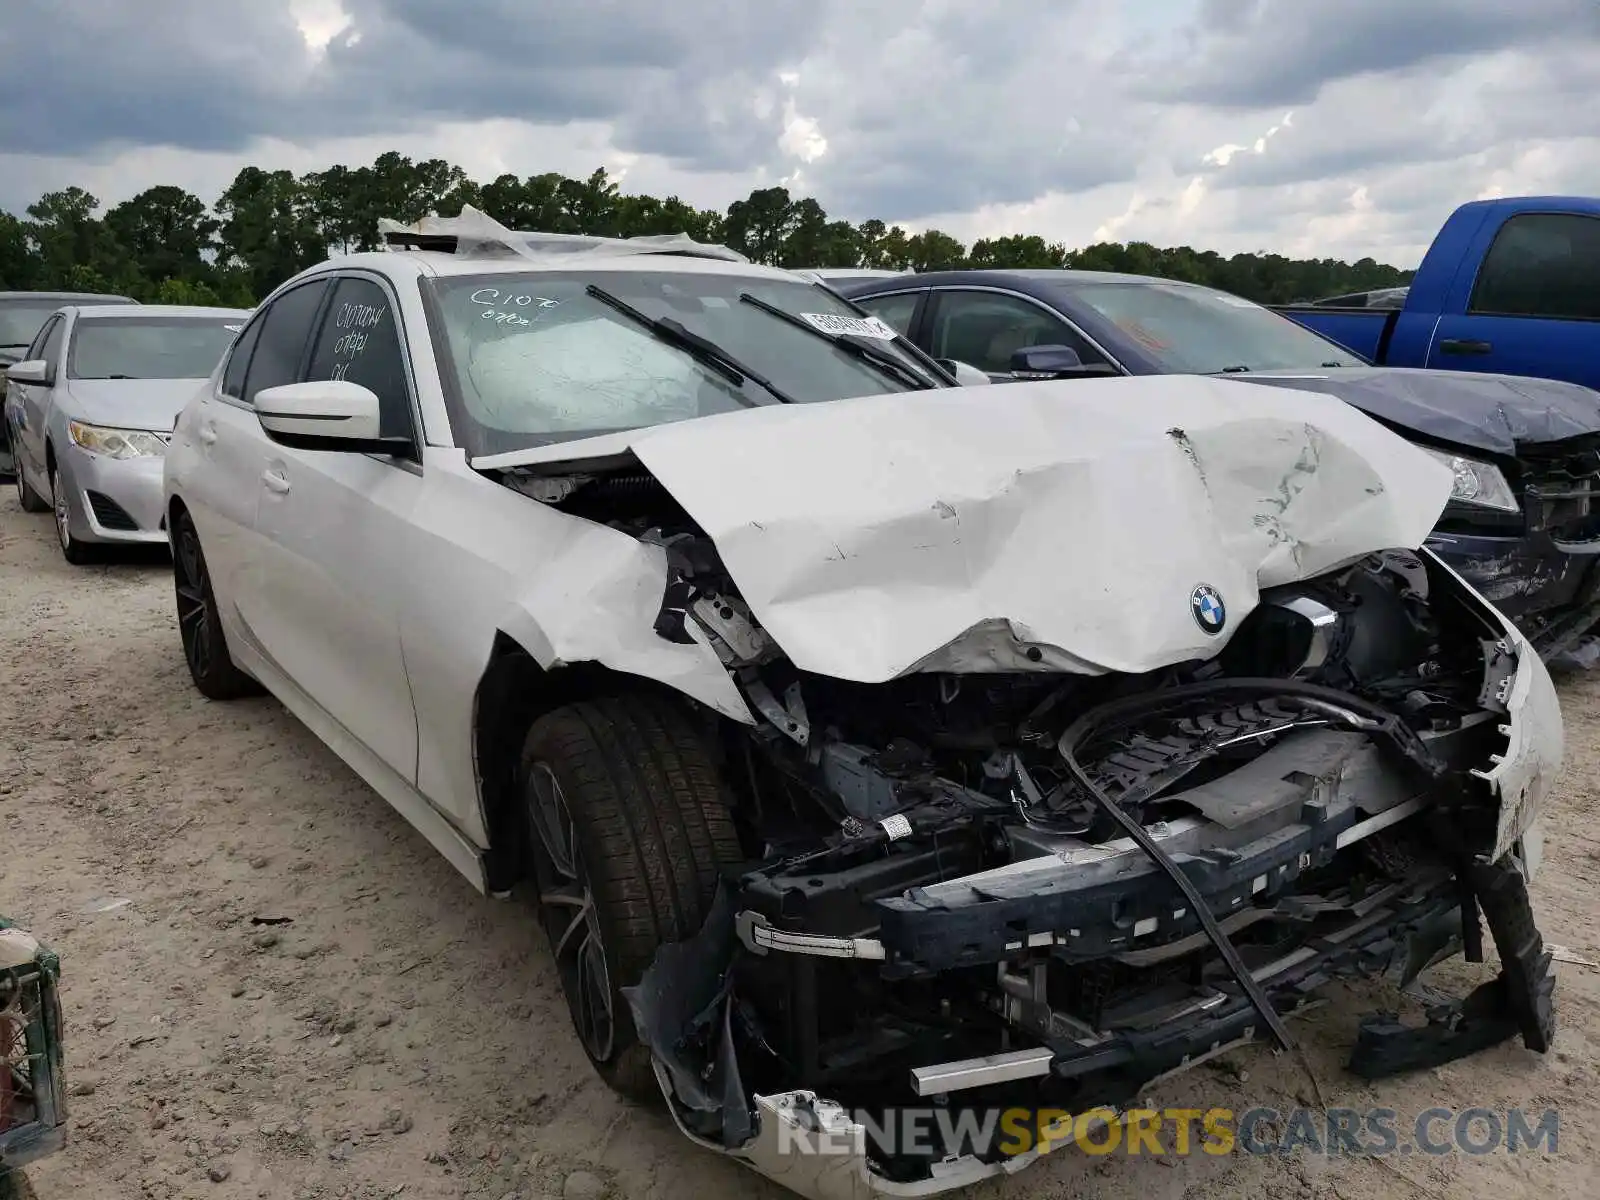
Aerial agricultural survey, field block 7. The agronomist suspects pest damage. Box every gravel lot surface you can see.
[1,491,1597,1200]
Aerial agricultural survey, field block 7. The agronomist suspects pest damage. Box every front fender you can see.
[494,530,754,724]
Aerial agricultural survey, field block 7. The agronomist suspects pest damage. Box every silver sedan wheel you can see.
[51,464,72,551]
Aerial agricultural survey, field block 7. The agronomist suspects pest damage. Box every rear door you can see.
[1426,211,1600,390]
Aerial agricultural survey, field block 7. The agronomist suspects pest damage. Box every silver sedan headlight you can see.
[1420,446,1519,513]
[67,420,167,459]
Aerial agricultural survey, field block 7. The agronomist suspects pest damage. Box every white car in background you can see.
[160,209,1560,1200]
[5,304,249,563]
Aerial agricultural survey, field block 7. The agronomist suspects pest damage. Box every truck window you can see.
[1469,213,1600,321]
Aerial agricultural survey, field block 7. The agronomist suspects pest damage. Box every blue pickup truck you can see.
[1276,196,1599,391]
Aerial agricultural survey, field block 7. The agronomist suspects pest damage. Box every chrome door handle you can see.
[262,469,290,495]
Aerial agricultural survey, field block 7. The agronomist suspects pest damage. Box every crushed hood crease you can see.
[1238,367,1600,455]
[480,375,1454,683]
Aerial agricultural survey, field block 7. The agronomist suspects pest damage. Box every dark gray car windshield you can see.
[426,267,934,455]
[0,302,66,349]
[68,317,243,380]
[1064,280,1361,373]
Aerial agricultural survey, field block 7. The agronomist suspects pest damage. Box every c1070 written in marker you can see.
[799,312,899,340]
[469,288,560,327]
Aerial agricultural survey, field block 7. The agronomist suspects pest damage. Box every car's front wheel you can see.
[518,693,743,1103]
[171,508,261,700]
[50,462,95,565]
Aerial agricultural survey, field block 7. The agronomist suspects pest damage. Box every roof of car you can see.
[0,290,137,304]
[324,249,800,286]
[838,268,1201,293]
[69,304,251,319]
[326,247,800,284]
[363,206,798,282]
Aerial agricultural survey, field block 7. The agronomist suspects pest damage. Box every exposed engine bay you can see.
[503,457,1558,1197]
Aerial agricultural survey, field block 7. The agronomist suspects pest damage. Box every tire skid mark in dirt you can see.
[0,493,1596,1200]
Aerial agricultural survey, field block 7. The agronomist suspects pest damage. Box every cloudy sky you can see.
[2,0,1596,266]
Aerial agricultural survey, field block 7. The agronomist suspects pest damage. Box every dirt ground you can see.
[1,492,1597,1200]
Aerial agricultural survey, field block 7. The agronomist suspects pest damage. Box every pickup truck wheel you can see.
[171,509,261,700]
[518,694,742,1104]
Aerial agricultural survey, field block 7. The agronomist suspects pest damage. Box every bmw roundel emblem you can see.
[1191,584,1226,635]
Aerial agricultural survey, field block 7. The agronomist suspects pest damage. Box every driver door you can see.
[246,272,425,783]
[924,289,1110,382]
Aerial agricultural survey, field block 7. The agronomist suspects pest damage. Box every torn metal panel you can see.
[489,515,754,723]
[475,375,1453,684]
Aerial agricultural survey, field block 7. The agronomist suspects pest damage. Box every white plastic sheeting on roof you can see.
[378,205,749,263]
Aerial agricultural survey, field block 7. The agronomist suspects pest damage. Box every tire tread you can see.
[520,692,740,1102]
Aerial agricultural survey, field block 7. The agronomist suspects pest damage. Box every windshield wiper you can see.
[737,292,942,390]
[1218,364,1251,373]
[584,285,793,405]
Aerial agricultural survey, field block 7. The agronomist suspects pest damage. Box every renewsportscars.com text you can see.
[776,1105,1561,1159]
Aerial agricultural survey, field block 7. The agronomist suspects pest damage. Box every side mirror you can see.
[935,358,993,386]
[6,359,53,387]
[1010,344,1118,380]
[254,380,394,453]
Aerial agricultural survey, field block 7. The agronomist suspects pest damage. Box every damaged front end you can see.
[1425,434,1600,668]
[500,469,1560,1200]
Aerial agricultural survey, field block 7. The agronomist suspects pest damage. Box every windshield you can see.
[426,268,936,455]
[0,302,67,350]
[68,316,243,380]
[1063,280,1362,373]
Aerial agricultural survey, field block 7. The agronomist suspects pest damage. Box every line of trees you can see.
[0,151,1414,308]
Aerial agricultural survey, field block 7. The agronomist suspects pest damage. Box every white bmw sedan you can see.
[163,210,1561,1200]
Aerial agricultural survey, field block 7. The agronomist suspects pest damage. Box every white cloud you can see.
[778,100,828,165]
[1,0,1595,267]
[288,0,353,53]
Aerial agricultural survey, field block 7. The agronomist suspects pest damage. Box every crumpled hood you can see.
[478,375,1454,684]
[1235,366,1600,456]
[62,377,207,431]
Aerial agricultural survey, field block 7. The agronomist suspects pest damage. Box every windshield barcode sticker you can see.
[799,312,900,340]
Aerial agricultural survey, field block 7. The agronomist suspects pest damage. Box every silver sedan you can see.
[5,304,249,564]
